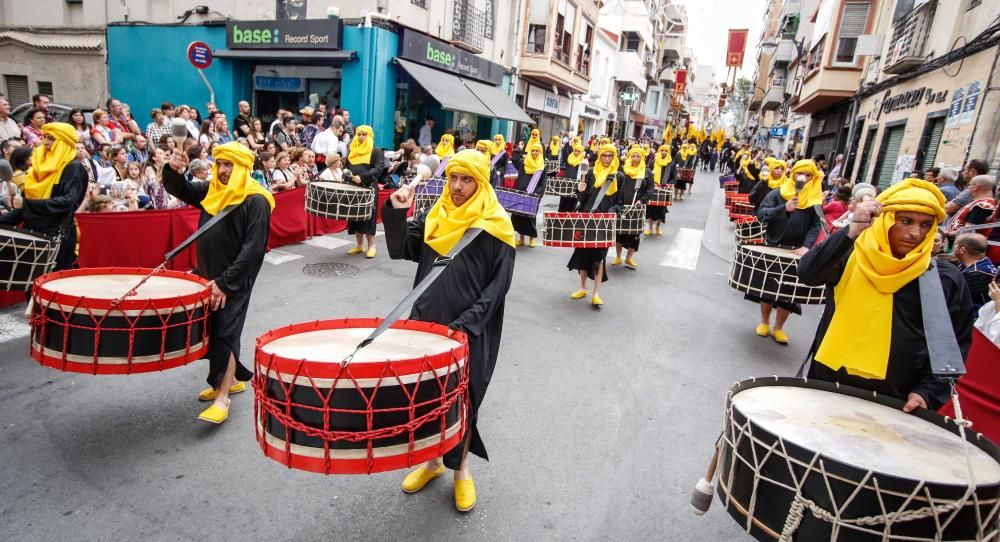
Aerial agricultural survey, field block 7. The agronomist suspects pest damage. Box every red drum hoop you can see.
[29,267,211,374]
[648,185,674,207]
[733,216,766,245]
[254,318,469,475]
[677,168,695,181]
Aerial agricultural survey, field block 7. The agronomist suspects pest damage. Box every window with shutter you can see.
[37,81,53,98]
[875,126,904,189]
[834,2,870,65]
[856,127,878,183]
[918,117,945,170]
[3,74,29,107]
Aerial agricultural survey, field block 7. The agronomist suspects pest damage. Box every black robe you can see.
[750,188,822,313]
[797,227,974,410]
[559,159,584,212]
[0,161,88,270]
[162,167,271,387]
[490,152,508,188]
[567,171,618,281]
[382,202,516,468]
[613,169,652,251]
[345,149,386,236]
[738,162,760,194]
[510,163,546,238]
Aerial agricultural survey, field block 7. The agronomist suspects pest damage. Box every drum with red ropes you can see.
[254,318,469,475]
[29,267,211,374]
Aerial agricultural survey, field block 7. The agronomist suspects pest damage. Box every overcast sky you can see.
[682,0,769,84]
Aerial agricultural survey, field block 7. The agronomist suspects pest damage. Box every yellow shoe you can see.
[772,329,789,345]
[365,247,376,258]
[401,465,445,494]
[656,225,663,236]
[643,227,651,236]
[624,258,638,269]
[515,239,524,247]
[570,289,588,300]
[347,247,364,255]
[612,257,622,266]
[755,324,770,337]
[454,477,477,512]
[198,381,247,402]
[529,238,536,248]
[197,402,229,424]
[592,294,603,307]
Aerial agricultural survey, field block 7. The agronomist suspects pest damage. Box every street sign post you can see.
[186,41,216,106]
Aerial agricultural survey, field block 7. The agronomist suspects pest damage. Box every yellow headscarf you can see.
[592,143,619,196]
[679,144,693,161]
[739,154,755,181]
[570,136,581,149]
[623,146,646,179]
[523,143,545,174]
[653,145,672,185]
[764,157,787,189]
[548,136,561,156]
[599,137,611,147]
[527,129,541,149]
[780,159,824,209]
[435,134,455,158]
[567,143,586,167]
[815,179,946,380]
[491,134,506,155]
[24,123,78,199]
[589,138,599,152]
[475,140,493,157]
[424,149,515,255]
[347,125,375,165]
[199,142,275,216]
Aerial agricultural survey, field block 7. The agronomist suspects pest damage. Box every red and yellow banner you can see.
[726,29,749,67]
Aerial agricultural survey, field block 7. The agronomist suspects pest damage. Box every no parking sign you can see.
[187,41,213,69]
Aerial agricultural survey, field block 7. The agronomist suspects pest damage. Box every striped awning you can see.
[0,30,104,51]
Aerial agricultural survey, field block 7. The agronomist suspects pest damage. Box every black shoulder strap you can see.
[919,260,966,378]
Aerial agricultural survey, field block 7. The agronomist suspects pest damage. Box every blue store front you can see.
[106,19,529,151]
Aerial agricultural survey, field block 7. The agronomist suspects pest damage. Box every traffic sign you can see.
[187,41,213,69]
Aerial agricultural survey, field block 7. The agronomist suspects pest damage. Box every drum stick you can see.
[691,436,722,516]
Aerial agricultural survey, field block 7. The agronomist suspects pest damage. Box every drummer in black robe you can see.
[749,159,823,345]
[798,178,973,411]
[560,141,588,212]
[544,135,561,172]
[510,142,547,248]
[674,141,696,200]
[164,142,274,424]
[646,144,672,236]
[568,143,619,308]
[0,123,87,270]
[612,145,652,269]
[737,151,761,194]
[344,125,386,259]
[384,149,516,513]
[489,134,508,187]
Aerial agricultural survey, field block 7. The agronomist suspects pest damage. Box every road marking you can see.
[264,249,304,266]
[660,227,704,270]
[0,311,30,345]
[303,236,351,250]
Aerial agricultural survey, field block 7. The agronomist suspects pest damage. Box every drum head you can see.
[0,228,47,242]
[732,385,1000,485]
[42,274,206,300]
[311,181,368,192]
[742,244,800,259]
[261,327,461,364]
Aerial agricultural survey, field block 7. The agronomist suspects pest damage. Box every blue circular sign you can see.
[187,41,213,69]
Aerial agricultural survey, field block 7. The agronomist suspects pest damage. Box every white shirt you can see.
[418,124,433,147]
[0,116,20,140]
[976,301,1000,348]
[311,129,336,156]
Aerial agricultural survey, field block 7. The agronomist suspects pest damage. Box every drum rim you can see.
[255,318,469,379]
[32,267,211,310]
[726,376,1000,485]
[543,211,617,219]
[0,224,60,244]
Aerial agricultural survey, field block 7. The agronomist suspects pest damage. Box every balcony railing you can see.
[452,0,487,53]
[883,0,936,74]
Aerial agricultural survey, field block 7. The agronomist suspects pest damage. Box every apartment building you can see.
[747,0,786,153]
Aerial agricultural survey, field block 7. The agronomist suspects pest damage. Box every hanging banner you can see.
[726,29,749,68]
[674,69,688,95]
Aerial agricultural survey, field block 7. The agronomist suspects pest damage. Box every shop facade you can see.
[523,83,572,140]
[570,99,608,141]
[850,46,998,188]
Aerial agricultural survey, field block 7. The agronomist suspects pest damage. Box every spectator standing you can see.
[233,101,255,139]
[953,233,999,311]
[177,105,200,140]
[822,186,852,230]
[341,109,355,138]
[0,96,21,141]
[269,109,289,140]
[275,116,297,151]
[24,94,54,123]
[300,111,323,149]
[145,109,170,146]
[22,109,46,147]
[418,118,434,147]
[947,175,996,238]
[937,166,961,201]
[69,108,93,153]
[215,117,234,145]
[948,159,990,215]
[247,119,267,152]
[198,120,218,151]
[105,98,137,143]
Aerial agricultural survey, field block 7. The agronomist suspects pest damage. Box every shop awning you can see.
[462,79,534,124]
[395,58,494,117]
[214,49,357,62]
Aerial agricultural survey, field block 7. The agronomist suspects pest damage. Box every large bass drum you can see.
[0,226,61,291]
[717,377,1000,541]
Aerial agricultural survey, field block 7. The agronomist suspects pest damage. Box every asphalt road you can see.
[0,169,824,541]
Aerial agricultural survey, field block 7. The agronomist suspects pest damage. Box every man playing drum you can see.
[344,126,386,259]
[612,145,652,269]
[384,149,516,512]
[568,143,620,307]
[798,178,974,412]
[164,142,274,424]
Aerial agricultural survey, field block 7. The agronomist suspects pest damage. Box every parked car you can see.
[10,103,95,126]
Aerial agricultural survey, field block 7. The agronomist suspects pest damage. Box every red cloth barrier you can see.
[939,329,1000,445]
[0,291,24,307]
[74,186,398,270]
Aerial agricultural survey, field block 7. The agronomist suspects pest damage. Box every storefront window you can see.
[455,111,477,144]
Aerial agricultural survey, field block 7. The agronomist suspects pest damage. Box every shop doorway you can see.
[255,90,301,126]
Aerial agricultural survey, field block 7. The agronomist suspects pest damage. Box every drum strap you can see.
[490,151,505,167]
[434,156,450,177]
[811,204,831,239]
[526,170,543,194]
[588,176,614,212]
[341,228,485,366]
[919,260,966,378]
[165,204,238,261]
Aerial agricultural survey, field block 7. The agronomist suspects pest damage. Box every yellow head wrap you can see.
[347,125,375,165]
[424,149,515,255]
[815,179,946,380]
[435,133,455,159]
[781,159,824,209]
[200,141,275,216]
[764,157,787,189]
[589,138,599,152]
[527,129,541,149]
[567,143,586,167]
[491,134,506,155]
[475,140,493,157]
[24,123,78,199]
[592,143,619,196]
[571,136,581,149]
[599,137,611,147]
[623,146,646,179]
[653,145,672,185]
[523,143,545,174]
[548,136,561,157]
[739,154,755,181]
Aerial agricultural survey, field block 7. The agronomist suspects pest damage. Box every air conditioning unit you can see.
[608,112,617,121]
[883,1,935,74]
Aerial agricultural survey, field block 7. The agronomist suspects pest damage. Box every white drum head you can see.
[1,229,45,242]
[742,244,800,259]
[261,327,461,364]
[311,181,367,192]
[43,274,206,299]
[732,386,1000,485]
